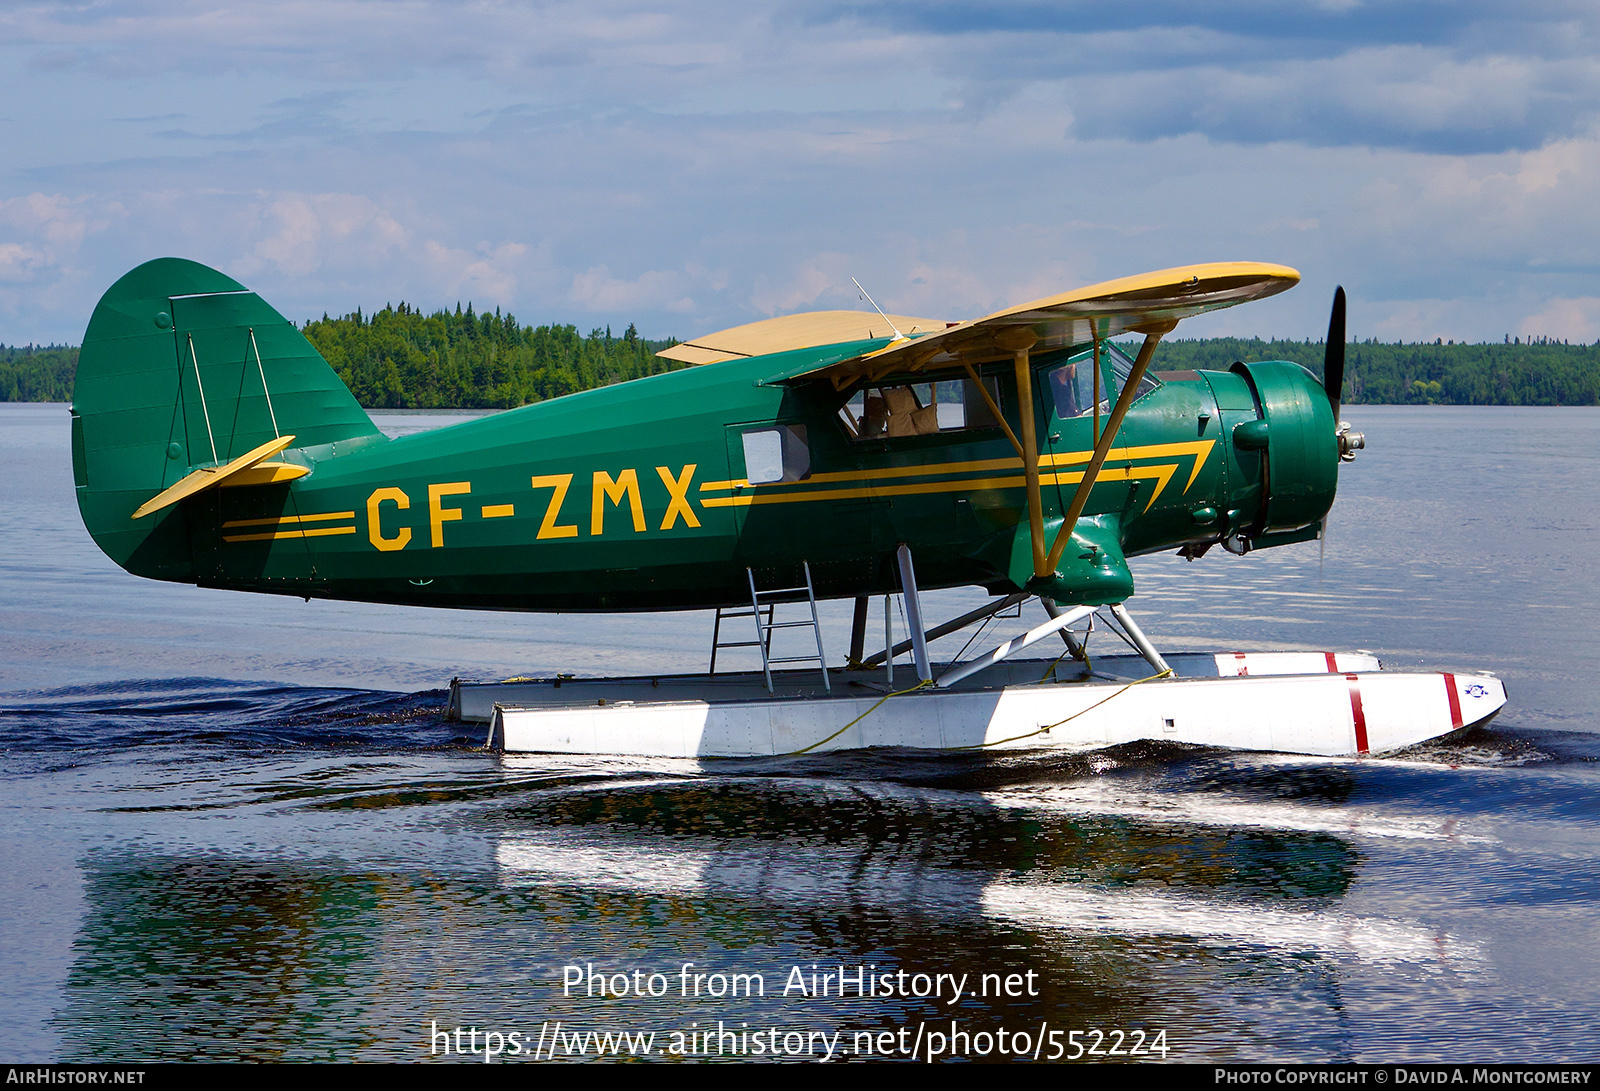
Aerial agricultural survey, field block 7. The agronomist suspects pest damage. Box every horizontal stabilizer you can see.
[131,435,301,520]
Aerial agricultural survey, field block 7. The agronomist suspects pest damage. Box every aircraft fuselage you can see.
[180,344,1333,610]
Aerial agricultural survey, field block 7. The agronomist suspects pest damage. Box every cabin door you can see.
[1039,350,1139,518]
[1038,356,1097,515]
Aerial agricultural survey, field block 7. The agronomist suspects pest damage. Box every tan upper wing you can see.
[764,262,1301,388]
[656,309,950,366]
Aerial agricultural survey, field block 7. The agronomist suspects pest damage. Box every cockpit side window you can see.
[1047,343,1158,421]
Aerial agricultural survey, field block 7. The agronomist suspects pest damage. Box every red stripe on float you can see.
[1234,653,1249,677]
[1444,672,1463,729]
[1325,652,1338,673]
[1346,674,1369,755]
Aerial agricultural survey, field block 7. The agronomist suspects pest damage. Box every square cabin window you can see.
[741,425,809,484]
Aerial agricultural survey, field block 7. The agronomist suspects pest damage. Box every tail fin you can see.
[72,258,383,581]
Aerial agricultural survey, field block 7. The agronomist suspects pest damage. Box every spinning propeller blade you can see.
[1324,286,1346,420]
[1324,286,1365,463]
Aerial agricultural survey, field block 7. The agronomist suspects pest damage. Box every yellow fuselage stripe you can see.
[699,440,1211,510]
[222,525,358,543]
[701,463,1177,511]
[222,510,356,529]
[701,440,1211,491]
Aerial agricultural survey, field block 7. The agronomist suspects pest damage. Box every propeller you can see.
[1324,285,1364,462]
[1321,286,1362,573]
[1325,286,1345,418]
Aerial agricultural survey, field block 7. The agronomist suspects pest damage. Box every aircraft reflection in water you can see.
[491,760,1482,966]
[71,259,1503,759]
[51,755,1485,1062]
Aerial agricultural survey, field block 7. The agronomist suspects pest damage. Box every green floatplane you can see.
[72,258,1504,759]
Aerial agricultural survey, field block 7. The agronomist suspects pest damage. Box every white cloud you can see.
[0,242,48,283]
[0,193,107,263]
[1518,297,1600,343]
[1047,44,1600,153]
[749,254,851,317]
[875,228,1098,322]
[421,240,530,305]
[570,264,698,313]
[741,231,1097,329]
[0,192,103,249]
[1339,128,1600,278]
[6,2,1600,346]
[4,1,1599,155]
[0,193,112,322]
[246,192,408,278]
[1371,298,1488,343]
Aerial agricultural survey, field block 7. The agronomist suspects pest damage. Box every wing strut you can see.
[994,326,1049,578]
[960,359,1025,461]
[1042,321,1176,576]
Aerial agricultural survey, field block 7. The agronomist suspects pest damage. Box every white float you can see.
[454,647,1503,760]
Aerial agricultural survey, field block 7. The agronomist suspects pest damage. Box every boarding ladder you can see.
[708,563,831,694]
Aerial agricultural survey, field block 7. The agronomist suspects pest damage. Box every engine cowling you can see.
[1229,360,1340,539]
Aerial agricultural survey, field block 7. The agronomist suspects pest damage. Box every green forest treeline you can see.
[5,305,1599,407]
[1,344,78,402]
[301,303,686,409]
[0,303,687,409]
[1151,336,1600,406]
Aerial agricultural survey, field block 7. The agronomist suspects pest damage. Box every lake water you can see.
[2,401,1597,1063]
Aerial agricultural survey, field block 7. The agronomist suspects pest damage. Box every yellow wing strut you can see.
[1043,322,1175,575]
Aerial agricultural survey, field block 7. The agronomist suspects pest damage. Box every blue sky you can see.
[3,0,1599,345]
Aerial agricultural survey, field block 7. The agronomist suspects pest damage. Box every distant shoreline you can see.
[6,314,1597,407]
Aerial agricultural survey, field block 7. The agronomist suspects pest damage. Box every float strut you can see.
[1108,603,1173,677]
[849,596,869,666]
[861,592,1029,670]
[883,594,894,686]
[936,605,1095,689]
[896,543,933,682]
[1040,597,1088,660]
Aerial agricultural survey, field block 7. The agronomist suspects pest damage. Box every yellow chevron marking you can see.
[1041,440,1214,493]
[1043,464,1177,512]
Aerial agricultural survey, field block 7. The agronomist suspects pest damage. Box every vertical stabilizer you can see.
[72,258,383,581]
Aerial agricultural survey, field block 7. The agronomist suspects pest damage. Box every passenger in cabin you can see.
[1049,362,1100,419]
[860,390,888,438]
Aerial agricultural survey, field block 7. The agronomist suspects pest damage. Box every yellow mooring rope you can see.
[785,678,934,755]
[960,666,1174,750]
[787,657,1174,757]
